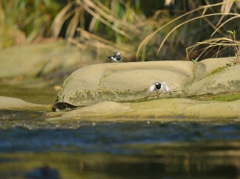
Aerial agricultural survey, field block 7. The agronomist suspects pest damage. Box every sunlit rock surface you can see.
[194,57,235,81]
[47,99,240,121]
[0,41,83,78]
[53,57,237,110]
[187,64,240,96]
[0,96,45,110]
[54,61,193,108]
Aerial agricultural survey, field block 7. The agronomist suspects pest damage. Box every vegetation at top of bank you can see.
[1,0,240,61]
[136,0,240,61]
[57,0,240,61]
[0,0,60,48]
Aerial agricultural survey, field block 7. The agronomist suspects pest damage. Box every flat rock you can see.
[0,96,45,110]
[47,98,240,121]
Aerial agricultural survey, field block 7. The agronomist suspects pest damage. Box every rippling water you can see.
[0,110,240,179]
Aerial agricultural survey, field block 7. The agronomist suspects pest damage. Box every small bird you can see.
[147,82,172,98]
[108,52,122,62]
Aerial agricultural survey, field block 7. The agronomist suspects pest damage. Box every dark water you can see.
[0,110,240,179]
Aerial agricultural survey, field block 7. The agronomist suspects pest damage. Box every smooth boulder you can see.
[54,61,194,109]
[0,41,83,78]
[53,57,238,110]
[187,64,240,96]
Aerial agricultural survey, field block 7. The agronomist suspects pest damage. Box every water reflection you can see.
[0,114,240,178]
[0,140,239,179]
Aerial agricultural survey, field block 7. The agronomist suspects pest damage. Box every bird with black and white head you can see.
[108,52,122,62]
[147,82,172,98]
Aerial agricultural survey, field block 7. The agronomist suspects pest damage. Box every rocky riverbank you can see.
[1,43,240,120]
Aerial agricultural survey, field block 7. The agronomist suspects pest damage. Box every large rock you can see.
[187,64,240,96]
[53,61,194,109]
[53,58,238,111]
[0,41,83,78]
[194,57,235,81]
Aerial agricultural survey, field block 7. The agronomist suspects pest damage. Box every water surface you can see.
[0,110,240,179]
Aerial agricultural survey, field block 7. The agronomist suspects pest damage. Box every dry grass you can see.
[186,36,240,60]
[137,0,240,61]
[0,0,240,61]
[3,0,239,61]
[0,0,60,49]
[50,0,165,61]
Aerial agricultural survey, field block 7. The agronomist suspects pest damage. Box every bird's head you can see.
[115,52,121,56]
[155,82,161,89]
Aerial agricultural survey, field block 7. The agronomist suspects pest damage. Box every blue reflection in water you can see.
[0,121,240,154]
